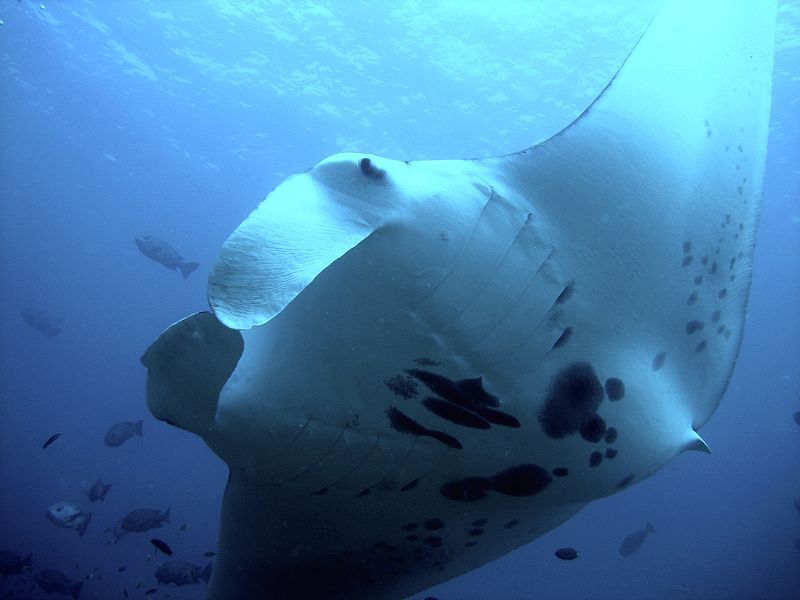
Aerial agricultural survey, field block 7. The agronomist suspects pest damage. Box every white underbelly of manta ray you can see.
[141,1,776,598]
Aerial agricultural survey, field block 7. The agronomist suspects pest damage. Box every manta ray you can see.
[141,1,776,598]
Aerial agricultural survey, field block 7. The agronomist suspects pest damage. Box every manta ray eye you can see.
[359,157,385,180]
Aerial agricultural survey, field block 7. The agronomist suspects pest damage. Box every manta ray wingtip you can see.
[683,430,711,454]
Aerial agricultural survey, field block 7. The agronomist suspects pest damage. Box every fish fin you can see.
[77,512,92,537]
[647,521,656,534]
[47,328,62,340]
[102,484,112,500]
[180,261,200,279]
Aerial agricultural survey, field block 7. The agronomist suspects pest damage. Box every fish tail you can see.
[646,521,655,533]
[201,562,213,583]
[135,420,144,437]
[102,484,112,501]
[180,261,200,279]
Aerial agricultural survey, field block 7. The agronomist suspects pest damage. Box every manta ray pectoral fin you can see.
[682,430,711,454]
[141,311,243,436]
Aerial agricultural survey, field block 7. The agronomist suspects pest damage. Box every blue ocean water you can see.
[1,1,798,599]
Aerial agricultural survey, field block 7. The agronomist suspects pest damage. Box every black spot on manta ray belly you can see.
[538,362,604,439]
[441,464,552,502]
[652,352,667,371]
[422,397,491,429]
[405,368,520,428]
[385,406,462,449]
[385,375,418,399]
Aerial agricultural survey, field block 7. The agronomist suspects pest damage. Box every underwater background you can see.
[1,1,798,598]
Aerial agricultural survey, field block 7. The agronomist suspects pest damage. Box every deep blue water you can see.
[1,1,798,599]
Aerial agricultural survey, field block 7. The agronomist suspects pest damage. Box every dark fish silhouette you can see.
[144,587,158,595]
[20,308,61,339]
[0,550,32,576]
[150,538,173,556]
[46,502,92,537]
[135,235,199,279]
[104,420,143,447]
[87,479,112,503]
[554,547,579,560]
[42,432,62,449]
[120,507,170,533]
[118,565,127,572]
[203,551,216,557]
[619,521,656,556]
[154,560,212,586]
[34,568,82,599]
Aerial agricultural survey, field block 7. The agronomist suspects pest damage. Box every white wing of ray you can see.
[143,1,776,599]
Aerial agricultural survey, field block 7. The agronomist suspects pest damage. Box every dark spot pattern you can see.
[711,310,721,323]
[472,518,488,527]
[604,427,618,444]
[400,523,418,532]
[694,275,703,285]
[682,255,693,267]
[441,464,552,502]
[385,375,418,399]
[579,415,607,443]
[589,451,603,467]
[652,352,667,371]
[605,378,625,401]
[504,519,520,529]
[695,340,707,352]
[685,320,704,334]
[422,397,491,429]
[386,406,462,449]
[710,262,718,274]
[406,370,520,428]
[422,537,442,548]
[424,519,444,531]
[538,362,604,439]
[687,292,698,305]
[605,447,618,459]
[682,241,691,254]
[701,255,709,266]
[552,467,569,477]
[467,528,484,537]
[718,288,727,299]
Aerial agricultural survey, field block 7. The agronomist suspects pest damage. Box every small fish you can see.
[144,588,158,595]
[135,235,199,279]
[20,308,62,339]
[203,551,216,557]
[177,523,189,532]
[150,538,173,556]
[42,432,62,449]
[554,547,579,560]
[118,565,127,572]
[619,521,656,556]
[104,420,143,447]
